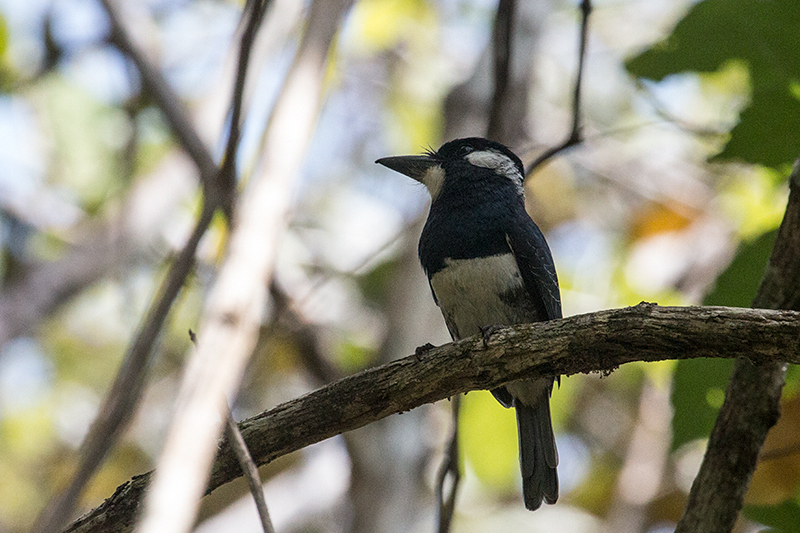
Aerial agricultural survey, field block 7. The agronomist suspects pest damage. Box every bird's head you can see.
[376,137,525,201]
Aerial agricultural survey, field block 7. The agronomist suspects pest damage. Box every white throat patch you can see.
[465,149,524,192]
[421,164,445,199]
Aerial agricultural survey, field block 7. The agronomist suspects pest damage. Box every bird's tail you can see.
[515,398,558,510]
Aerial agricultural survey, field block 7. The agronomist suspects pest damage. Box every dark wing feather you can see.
[505,216,562,321]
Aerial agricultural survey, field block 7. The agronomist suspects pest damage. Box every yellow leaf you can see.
[460,390,517,490]
[746,396,800,505]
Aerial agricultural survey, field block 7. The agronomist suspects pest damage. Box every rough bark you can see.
[65,304,800,533]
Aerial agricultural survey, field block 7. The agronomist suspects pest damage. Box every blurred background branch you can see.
[31,202,215,533]
[137,1,353,532]
[32,0,272,529]
[99,0,217,186]
[485,0,514,144]
[523,0,590,176]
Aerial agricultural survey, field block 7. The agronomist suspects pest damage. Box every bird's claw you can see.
[480,325,502,349]
[414,342,435,360]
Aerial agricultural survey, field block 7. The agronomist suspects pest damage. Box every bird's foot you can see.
[480,325,503,349]
[414,342,435,361]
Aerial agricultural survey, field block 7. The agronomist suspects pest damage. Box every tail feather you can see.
[515,399,558,510]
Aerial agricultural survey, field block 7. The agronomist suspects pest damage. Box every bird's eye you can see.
[458,145,474,157]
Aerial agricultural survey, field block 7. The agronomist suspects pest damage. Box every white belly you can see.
[429,253,527,339]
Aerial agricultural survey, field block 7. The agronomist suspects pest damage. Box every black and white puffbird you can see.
[376,137,560,510]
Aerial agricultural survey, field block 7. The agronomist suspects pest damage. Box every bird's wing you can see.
[505,216,562,321]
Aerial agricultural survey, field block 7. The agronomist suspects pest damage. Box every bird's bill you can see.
[375,155,438,182]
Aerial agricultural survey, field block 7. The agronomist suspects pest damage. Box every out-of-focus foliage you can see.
[36,78,127,211]
[705,229,777,308]
[626,0,800,169]
[744,499,800,533]
[627,2,800,527]
[670,357,731,452]
[460,391,517,491]
[0,0,798,531]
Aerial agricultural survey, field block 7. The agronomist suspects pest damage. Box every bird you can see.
[376,137,560,510]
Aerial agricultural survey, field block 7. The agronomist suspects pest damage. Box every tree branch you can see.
[65,304,800,533]
[676,159,800,532]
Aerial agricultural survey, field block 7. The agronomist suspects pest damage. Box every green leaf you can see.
[671,358,733,451]
[626,0,800,81]
[744,499,800,533]
[712,88,800,168]
[704,230,777,308]
[626,0,800,168]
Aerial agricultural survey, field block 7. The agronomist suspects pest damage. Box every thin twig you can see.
[436,396,461,533]
[224,411,276,533]
[190,330,276,533]
[33,0,273,529]
[524,0,592,177]
[135,1,354,532]
[217,0,272,219]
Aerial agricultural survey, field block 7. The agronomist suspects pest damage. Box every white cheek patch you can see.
[465,149,524,191]
[421,164,445,199]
